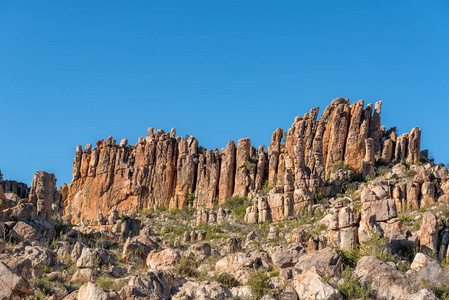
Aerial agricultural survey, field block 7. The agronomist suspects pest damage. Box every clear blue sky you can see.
[1,1,448,186]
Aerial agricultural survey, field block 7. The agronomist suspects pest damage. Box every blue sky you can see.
[1,1,448,186]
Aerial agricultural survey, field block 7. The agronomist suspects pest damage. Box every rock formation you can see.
[29,171,61,223]
[63,98,423,224]
[0,170,29,199]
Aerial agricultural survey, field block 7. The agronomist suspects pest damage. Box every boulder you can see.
[188,242,211,260]
[22,246,57,276]
[355,256,436,300]
[146,249,180,270]
[172,280,233,300]
[0,261,32,299]
[420,212,439,256]
[216,252,255,273]
[293,267,342,300]
[78,282,120,300]
[294,248,341,278]
[120,218,141,241]
[119,270,172,299]
[7,221,42,243]
[411,253,445,289]
[272,245,305,269]
[0,254,32,279]
[9,203,36,220]
[122,234,158,260]
[226,237,242,253]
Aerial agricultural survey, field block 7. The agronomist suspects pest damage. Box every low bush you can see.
[248,269,271,300]
[337,267,372,299]
[222,196,249,219]
[216,273,239,288]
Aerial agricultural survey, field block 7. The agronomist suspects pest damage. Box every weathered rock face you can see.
[29,171,61,223]
[0,170,29,199]
[63,99,422,224]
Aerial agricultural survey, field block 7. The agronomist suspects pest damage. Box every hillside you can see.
[1,98,449,299]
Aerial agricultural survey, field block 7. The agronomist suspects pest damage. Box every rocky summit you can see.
[2,97,449,300]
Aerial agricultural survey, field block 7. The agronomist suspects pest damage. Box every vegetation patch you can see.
[221,196,250,219]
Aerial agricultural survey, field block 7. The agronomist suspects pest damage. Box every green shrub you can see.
[270,270,280,278]
[244,160,256,171]
[120,214,130,222]
[187,193,195,206]
[332,160,351,171]
[175,256,199,278]
[96,274,126,291]
[198,146,207,155]
[222,196,249,219]
[376,157,389,167]
[261,180,273,195]
[314,191,328,205]
[248,269,271,300]
[337,267,372,299]
[337,248,360,269]
[435,284,449,300]
[406,169,417,179]
[358,228,396,263]
[216,273,239,288]
[96,274,114,290]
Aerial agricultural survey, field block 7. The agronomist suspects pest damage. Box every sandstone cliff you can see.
[63,98,422,224]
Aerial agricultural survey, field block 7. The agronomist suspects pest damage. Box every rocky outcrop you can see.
[29,171,61,223]
[0,170,29,199]
[63,98,422,224]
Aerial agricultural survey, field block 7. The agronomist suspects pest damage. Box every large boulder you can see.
[172,280,233,300]
[120,218,141,241]
[122,234,158,260]
[215,252,255,273]
[77,247,117,269]
[146,249,180,270]
[411,253,445,289]
[294,248,341,278]
[22,246,57,276]
[78,282,120,300]
[0,261,32,299]
[355,256,436,300]
[420,213,439,256]
[188,242,211,260]
[293,267,342,300]
[272,244,305,269]
[0,254,32,279]
[7,221,42,243]
[9,203,36,220]
[119,270,185,300]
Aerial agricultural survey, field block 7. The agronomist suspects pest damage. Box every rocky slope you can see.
[63,98,422,224]
[3,97,449,300]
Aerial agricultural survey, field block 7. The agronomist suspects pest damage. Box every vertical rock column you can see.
[407,127,421,164]
[369,101,382,156]
[344,100,372,172]
[233,138,251,197]
[268,128,283,187]
[254,146,266,191]
[324,99,351,176]
[29,171,60,223]
[173,136,198,210]
[195,150,220,209]
[72,145,83,181]
[394,134,409,163]
[218,141,236,205]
